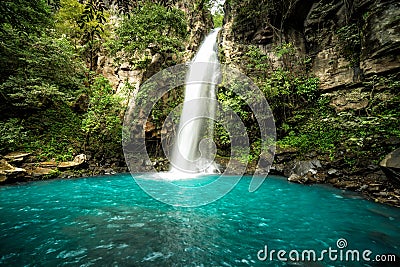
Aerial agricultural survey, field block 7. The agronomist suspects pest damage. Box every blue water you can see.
[0,174,399,266]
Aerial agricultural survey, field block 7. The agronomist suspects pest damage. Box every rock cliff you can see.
[223,0,400,90]
[221,0,400,206]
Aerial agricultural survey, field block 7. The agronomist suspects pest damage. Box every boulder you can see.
[380,148,400,184]
[4,152,31,164]
[30,167,53,178]
[288,173,304,183]
[57,154,87,169]
[0,159,27,183]
[292,159,322,176]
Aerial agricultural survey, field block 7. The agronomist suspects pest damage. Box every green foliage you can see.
[214,123,230,147]
[241,44,320,127]
[216,84,261,162]
[109,2,188,69]
[223,42,322,162]
[149,87,184,132]
[0,119,27,153]
[0,29,84,112]
[0,102,83,161]
[54,0,84,41]
[278,81,400,165]
[0,0,86,161]
[23,103,83,161]
[78,0,108,71]
[0,0,52,34]
[82,76,124,159]
[245,45,269,71]
[218,88,251,120]
[295,77,320,102]
[229,0,297,41]
[55,0,111,72]
[273,42,295,58]
[212,11,224,28]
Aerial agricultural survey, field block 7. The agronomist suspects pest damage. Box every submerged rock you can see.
[380,148,400,184]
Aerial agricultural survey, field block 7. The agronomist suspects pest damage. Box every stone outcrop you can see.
[223,0,400,90]
[360,1,400,76]
[96,1,213,147]
[380,148,400,185]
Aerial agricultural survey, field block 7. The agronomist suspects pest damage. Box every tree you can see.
[77,0,107,71]
[81,76,123,159]
[0,0,51,34]
[0,31,85,115]
[109,2,187,68]
[54,0,85,44]
[0,0,85,116]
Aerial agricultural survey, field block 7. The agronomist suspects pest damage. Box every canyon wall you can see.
[221,0,400,206]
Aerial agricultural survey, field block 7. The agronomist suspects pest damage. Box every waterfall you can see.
[169,28,221,174]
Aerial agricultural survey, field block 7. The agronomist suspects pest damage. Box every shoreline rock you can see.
[380,148,400,185]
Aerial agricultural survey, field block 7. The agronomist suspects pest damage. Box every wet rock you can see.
[104,168,116,175]
[314,172,327,182]
[288,173,303,183]
[224,159,247,175]
[327,169,339,176]
[4,152,31,160]
[142,159,153,167]
[343,182,360,190]
[360,184,369,191]
[59,171,75,179]
[270,164,286,176]
[327,178,339,184]
[292,159,322,176]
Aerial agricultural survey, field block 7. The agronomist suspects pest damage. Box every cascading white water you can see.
[170,28,221,174]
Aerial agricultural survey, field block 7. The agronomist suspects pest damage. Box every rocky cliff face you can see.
[222,0,400,206]
[223,0,400,90]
